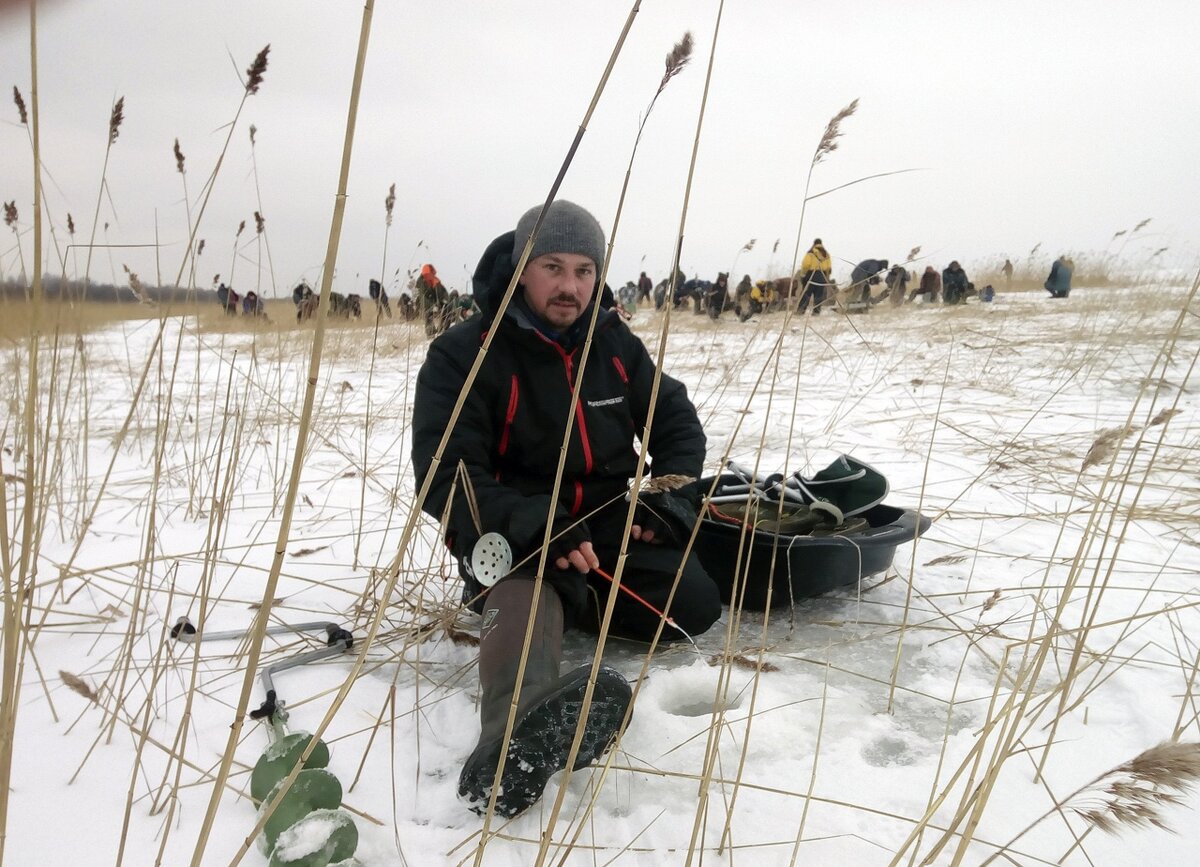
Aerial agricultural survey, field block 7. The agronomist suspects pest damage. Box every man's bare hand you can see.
[630,524,662,544]
[555,540,600,572]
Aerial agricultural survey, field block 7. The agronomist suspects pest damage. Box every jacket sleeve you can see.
[412,338,565,559]
[620,330,706,479]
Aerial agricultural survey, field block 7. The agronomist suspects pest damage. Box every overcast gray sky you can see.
[2,0,1198,296]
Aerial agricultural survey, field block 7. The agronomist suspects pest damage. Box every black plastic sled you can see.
[692,473,931,611]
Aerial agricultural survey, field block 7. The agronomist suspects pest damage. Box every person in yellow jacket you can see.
[796,238,833,314]
[750,280,770,313]
[800,238,832,279]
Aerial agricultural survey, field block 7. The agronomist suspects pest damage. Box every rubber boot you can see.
[458,578,632,818]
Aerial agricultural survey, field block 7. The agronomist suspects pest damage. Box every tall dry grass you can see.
[2,7,1199,867]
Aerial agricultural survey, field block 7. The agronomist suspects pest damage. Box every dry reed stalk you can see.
[887,343,953,711]
[247,126,277,296]
[30,323,166,630]
[172,44,268,293]
[1036,293,1200,780]
[787,654,831,863]
[520,17,724,867]
[916,284,1200,865]
[188,5,635,863]
[708,326,793,855]
[0,7,43,858]
[149,362,241,862]
[199,13,372,866]
[98,327,181,747]
[43,40,272,622]
[355,181,399,564]
[223,217,246,290]
[114,571,180,866]
[79,95,124,301]
[495,33,701,839]
[227,6,628,860]
[551,321,792,864]
[11,86,67,275]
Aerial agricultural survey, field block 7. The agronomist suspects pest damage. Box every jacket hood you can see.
[472,230,616,325]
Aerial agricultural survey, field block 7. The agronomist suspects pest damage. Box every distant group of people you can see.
[609,240,1077,321]
[213,243,1076,330]
[291,282,362,321]
[410,264,477,335]
[259,264,479,329]
[216,283,265,318]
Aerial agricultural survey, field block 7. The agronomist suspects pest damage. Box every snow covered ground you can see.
[5,282,1199,865]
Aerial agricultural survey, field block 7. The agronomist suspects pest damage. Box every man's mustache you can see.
[549,295,580,308]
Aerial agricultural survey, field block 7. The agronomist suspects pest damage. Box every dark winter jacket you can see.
[412,231,706,563]
[850,259,889,289]
[884,265,908,293]
[415,275,447,310]
[1045,257,1073,296]
[942,263,969,294]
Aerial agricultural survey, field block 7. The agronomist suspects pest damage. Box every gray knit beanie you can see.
[511,200,606,273]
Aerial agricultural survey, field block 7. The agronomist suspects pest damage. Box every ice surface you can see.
[7,285,1200,865]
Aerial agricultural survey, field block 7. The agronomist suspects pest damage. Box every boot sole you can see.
[458,666,632,819]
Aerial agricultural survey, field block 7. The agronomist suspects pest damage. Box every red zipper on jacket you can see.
[535,334,595,474]
[498,374,519,456]
[611,356,629,384]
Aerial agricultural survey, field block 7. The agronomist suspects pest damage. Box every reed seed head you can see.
[12,85,28,125]
[236,219,245,237]
[1112,229,1127,240]
[658,31,694,94]
[3,200,16,228]
[1082,424,1137,470]
[1029,242,1042,257]
[741,238,756,253]
[197,239,205,256]
[173,138,185,174]
[814,98,859,164]
[249,124,257,146]
[772,238,780,254]
[906,245,922,262]
[59,671,98,704]
[108,96,125,145]
[385,182,396,227]
[254,211,265,235]
[1133,217,1152,233]
[66,213,75,236]
[1072,742,1200,836]
[245,44,271,95]
[122,264,147,300]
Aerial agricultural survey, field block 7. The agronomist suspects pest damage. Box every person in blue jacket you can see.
[1044,255,1074,298]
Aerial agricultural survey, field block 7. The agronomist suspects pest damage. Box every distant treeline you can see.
[0,277,218,305]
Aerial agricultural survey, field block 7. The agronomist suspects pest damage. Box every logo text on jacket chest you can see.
[586,396,625,408]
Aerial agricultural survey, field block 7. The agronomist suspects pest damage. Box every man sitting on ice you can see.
[412,200,721,818]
